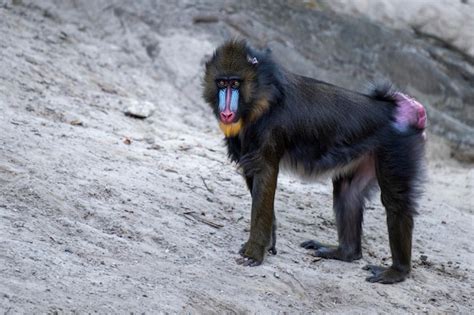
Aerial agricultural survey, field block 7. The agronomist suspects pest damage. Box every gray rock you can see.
[123,99,155,119]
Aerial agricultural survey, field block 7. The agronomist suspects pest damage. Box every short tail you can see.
[368,81,397,102]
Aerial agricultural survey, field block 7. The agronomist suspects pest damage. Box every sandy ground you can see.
[0,2,473,313]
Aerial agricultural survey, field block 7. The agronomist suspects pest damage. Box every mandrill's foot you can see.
[363,264,409,284]
[237,240,266,267]
[300,240,362,262]
[267,245,277,255]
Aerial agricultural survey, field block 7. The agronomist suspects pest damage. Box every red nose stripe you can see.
[225,86,232,110]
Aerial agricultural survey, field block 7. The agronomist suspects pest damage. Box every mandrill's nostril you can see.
[220,111,235,123]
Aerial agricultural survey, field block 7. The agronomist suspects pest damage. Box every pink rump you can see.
[393,92,427,130]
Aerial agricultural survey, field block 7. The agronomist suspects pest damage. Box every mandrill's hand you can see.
[237,240,266,267]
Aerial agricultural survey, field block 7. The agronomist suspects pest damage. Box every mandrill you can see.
[202,40,426,284]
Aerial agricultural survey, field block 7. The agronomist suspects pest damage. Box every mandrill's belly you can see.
[279,144,375,181]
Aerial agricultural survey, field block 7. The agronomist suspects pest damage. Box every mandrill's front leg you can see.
[243,175,278,256]
[237,162,279,266]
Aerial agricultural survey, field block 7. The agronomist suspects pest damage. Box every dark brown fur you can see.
[203,40,426,284]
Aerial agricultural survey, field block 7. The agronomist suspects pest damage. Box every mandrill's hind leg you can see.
[301,155,376,262]
[364,133,424,284]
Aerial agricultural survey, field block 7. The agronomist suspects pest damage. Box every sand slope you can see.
[0,1,472,313]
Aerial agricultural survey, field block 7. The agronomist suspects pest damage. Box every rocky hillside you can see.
[0,0,472,313]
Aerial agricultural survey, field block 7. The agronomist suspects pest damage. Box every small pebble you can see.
[123,137,132,145]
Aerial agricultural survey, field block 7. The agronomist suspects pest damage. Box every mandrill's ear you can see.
[246,46,272,65]
[246,54,259,65]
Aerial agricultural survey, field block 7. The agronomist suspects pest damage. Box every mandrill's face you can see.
[213,76,243,137]
[203,40,260,138]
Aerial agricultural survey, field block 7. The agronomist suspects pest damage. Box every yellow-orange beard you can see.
[219,119,242,137]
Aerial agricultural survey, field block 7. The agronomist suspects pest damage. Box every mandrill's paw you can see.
[267,245,277,255]
[300,240,361,262]
[237,241,266,267]
[363,265,409,284]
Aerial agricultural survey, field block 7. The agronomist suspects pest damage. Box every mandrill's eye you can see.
[231,80,240,89]
[217,80,227,89]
